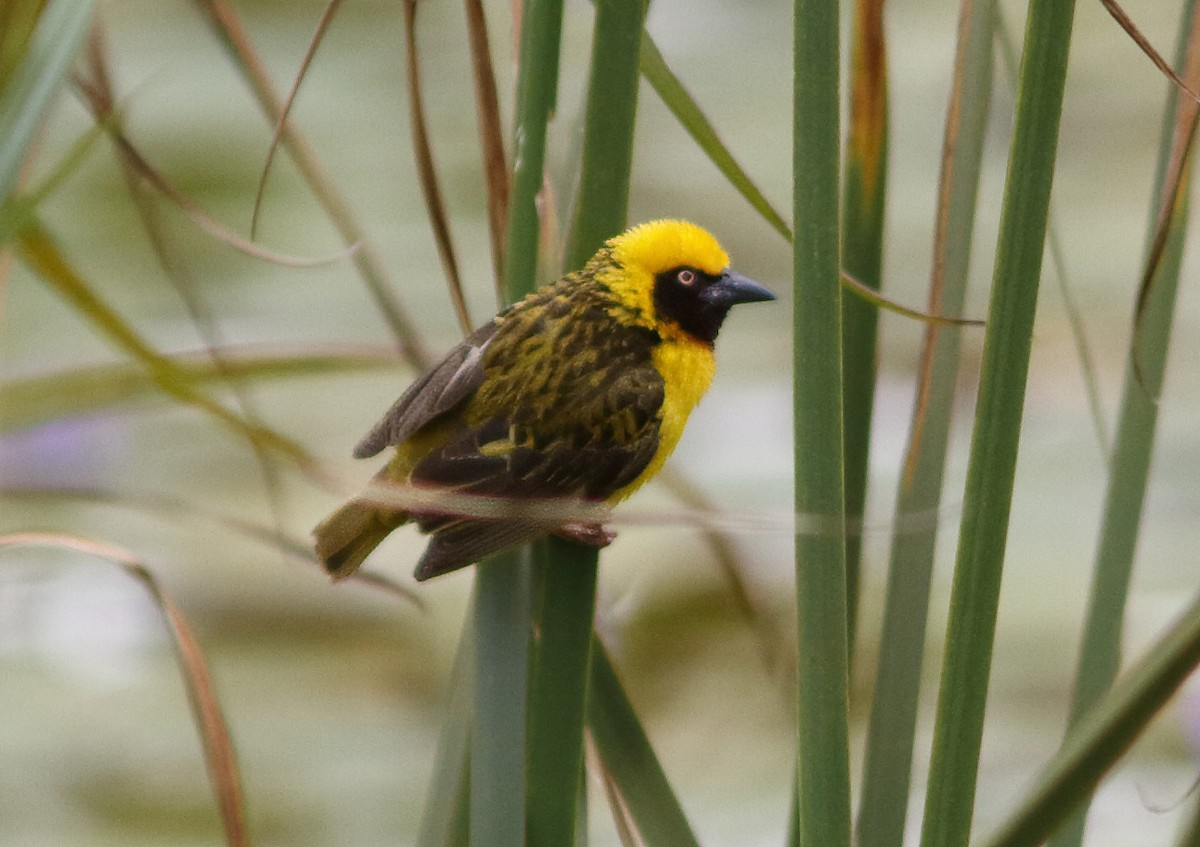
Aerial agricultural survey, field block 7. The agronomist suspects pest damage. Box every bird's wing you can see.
[403,346,666,580]
[408,357,666,503]
[353,321,499,459]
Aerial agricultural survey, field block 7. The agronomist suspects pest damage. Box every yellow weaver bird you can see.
[313,219,774,581]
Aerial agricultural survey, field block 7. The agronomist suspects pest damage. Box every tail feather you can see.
[413,520,544,581]
[313,499,406,580]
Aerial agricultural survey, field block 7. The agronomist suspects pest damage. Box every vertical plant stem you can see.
[501,0,564,304]
[563,0,645,268]
[856,2,994,846]
[918,2,1077,846]
[995,12,1110,458]
[472,550,531,847]
[417,606,475,847]
[527,545,598,846]
[471,0,565,843]
[793,0,850,845]
[1049,5,1199,846]
[840,0,888,651]
[527,2,646,843]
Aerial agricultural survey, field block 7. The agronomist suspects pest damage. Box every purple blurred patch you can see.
[0,416,125,487]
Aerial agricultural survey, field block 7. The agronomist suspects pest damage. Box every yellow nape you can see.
[608,219,730,277]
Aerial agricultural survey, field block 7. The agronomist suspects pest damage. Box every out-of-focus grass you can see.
[1,0,1199,845]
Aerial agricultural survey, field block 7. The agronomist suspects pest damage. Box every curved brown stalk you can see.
[403,0,473,335]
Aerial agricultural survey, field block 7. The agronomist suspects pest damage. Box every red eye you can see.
[677,269,696,286]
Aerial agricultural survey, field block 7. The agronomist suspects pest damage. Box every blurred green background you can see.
[2,0,1199,844]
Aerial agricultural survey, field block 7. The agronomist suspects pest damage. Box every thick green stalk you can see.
[526,547,596,846]
[471,1,565,844]
[525,2,645,844]
[840,0,887,650]
[918,2,1076,846]
[501,0,564,304]
[471,549,530,847]
[793,0,850,845]
[564,0,646,268]
[1049,6,1196,845]
[856,3,993,846]
[980,593,1200,847]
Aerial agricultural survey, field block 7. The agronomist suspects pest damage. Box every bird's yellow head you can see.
[611,219,732,279]
[596,219,775,345]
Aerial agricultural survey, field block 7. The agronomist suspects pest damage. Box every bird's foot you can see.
[554,522,617,549]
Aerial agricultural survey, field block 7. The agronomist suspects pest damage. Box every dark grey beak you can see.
[706,270,777,307]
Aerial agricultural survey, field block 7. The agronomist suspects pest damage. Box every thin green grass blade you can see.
[918,3,1077,846]
[0,533,250,847]
[839,0,888,653]
[793,0,850,845]
[1048,5,1199,845]
[527,3,646,842]
[247,0,343,241]
[0,347,393,434]
[856,3,994,846]
[85,26,300,607]
[191,0,431,369]
[979,590,1200,847]
[840,271,982,327]
[0,0,95,205]
[1,108,110,246]
[639,33,790,241]
[418,608,474,847]
[586,638,700,847]
[995,12,1110,458]
[2,484,425,606]
[563,0,645,269]
[470,0,566,842]
[15,222,312,465]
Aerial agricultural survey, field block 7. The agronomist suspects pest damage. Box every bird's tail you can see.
[313,495,407,580]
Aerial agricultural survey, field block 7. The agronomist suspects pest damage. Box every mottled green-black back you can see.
[469,276,664,454]
[390,275,666,515]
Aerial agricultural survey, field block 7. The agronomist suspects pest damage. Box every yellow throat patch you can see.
[600,220,730,500]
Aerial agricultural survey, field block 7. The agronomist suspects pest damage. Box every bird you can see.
[313,219,775,582]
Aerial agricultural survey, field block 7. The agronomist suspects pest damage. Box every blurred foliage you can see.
[2,0,1200,845]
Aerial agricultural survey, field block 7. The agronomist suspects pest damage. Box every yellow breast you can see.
[612,329,715,501]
